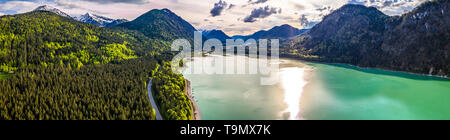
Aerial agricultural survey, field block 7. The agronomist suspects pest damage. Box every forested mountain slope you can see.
[117,9,197,42]
[287,0,450,76]
[0,11,168,73]
[0,11,192,120]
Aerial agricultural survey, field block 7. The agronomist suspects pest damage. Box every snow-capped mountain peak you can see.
[32,5,128,27]
[76,12,128,27]
[79,13,114,23]
[33,5,71,18]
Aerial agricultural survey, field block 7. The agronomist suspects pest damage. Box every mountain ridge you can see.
[288,0,450,77]
[232,24,309,40]
[33,5,129,28]
[33,5,72,18]
[75,12,129,27]
[202,29,231,42]
[117,8,197,42]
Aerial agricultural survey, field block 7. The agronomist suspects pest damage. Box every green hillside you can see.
[116,9,197,42]
[0,11,171,73]
[0,11,192,120]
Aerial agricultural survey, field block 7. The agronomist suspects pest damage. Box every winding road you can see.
[148,78,163,120]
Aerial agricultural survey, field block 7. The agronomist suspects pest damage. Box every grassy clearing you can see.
[0,74,12,79]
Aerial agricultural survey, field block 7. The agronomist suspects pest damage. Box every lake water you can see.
[182,55,450,120]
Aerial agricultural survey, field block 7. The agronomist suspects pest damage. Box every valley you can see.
[0,0,448,120]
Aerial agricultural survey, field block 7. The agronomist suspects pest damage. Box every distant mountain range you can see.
[32,5,308,43]
[33,5,128,27]
[19,1,450,77]
[232,24,309,40]
[288,0,449,77]
[202,24,309,44]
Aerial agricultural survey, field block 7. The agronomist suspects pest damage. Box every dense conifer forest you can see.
[0,11,192,120]
[152,63,192,120]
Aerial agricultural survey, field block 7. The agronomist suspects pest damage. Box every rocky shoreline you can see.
[185,80,201,120]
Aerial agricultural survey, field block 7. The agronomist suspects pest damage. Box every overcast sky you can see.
[0,0,429,36]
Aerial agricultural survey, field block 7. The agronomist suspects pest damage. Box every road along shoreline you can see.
[148,79,163,120]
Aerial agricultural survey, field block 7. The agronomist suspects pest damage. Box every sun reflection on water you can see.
[280,67,307,120]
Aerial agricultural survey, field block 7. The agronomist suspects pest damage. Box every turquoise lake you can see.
[182,55,450,120]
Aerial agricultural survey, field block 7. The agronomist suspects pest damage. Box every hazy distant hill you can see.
[202,29,231,42]
[233,24,308,40]
[288,0,450,76]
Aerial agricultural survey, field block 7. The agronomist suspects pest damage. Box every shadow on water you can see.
[315,63,450,82]
[302,62,450,102]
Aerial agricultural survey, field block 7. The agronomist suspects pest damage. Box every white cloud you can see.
[79,0,149,4]
[345,0,430,15]
[0,1,41,14]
